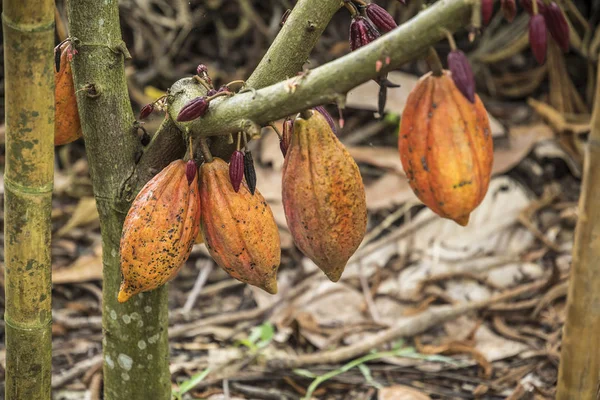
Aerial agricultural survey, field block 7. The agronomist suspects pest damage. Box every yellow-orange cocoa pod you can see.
[200,157,280,294]
[118,160,201,303]
[282,111,367,282]
[54,45,82,146]
[398,71,493,226]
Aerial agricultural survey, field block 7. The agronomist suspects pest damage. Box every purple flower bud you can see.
[229,150,244,192]
[542,2,569,52]
[217,85,231,94]
[196,64,208,76]
[139,103,154,120]
[482,0,494,26]
[177,97,209,122]
[529,14,547,64]
[520,0,546,15]
[314,106,337,134]
[365,4,397,33]
[185,160,197,184]
[349,16,381,51]
[447,50,476,103]
[280,119,293,157]
[244,151,257,195]
[501,0,517,22]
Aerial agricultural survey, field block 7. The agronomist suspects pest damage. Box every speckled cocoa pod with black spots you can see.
[118,159,201,303]
[398,71,493,226]
[282,111,367,282]
[200,157,280,294]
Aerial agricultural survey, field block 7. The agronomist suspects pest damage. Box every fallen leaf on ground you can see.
[378,385,432,400]
[53,244,103,284]
[56,197,99,237]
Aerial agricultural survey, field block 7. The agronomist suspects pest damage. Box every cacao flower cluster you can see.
[482,0,569,64]
[349,4,397,51]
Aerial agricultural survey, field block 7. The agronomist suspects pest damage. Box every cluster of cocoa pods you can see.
[482,0,569,65]
[118,108,368,302]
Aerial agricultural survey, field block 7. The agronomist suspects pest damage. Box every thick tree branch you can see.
[246,0,342,88]
[170,0,474,138]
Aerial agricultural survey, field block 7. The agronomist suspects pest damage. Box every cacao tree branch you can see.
[246,0,343,88]
[556,64,600,400]
[169,0,474,138]
[67,2,171,399]
[3,0,54,398]
[125,0,341,197]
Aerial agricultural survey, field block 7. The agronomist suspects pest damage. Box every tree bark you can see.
[556,64,600,400]
[2,0,54,398]
[67,2,171,399]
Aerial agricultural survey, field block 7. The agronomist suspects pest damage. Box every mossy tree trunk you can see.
[67,1,171,399]
[2,0,55,398]
[556,65,600,399]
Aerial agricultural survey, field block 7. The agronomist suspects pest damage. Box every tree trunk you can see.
[2,0,54,398]
[556,65,600,399]
[67,2,171,399]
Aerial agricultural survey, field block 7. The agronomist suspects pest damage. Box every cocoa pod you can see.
[282,111,367,282]
[501,0,517,22]
[365,4,397,33]
[481,0,494,26]
[349,16,380,51]
[118,159,201,302]
[200,157,280,294]
[529,14,548,64]
[543,2,569,52]
[244,151,257,195]
[398,71,493,226]
[54,45,82,146]
[229,150,244,192]
[447,50,475,103]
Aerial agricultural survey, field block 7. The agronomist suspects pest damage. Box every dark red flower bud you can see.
[542,2,569,52]
[196,64,208,76]
[207,89,218,96]
[177,97,209,122]
[349,16,381,51]
[314,106,337,134]
[228,151,244,192]
[365,4,397,33]
[280,119,293,157]
[217,85,231,93]
[482,0,494,26]
[244,151,257,195]
[139,103,154,120]
[520,0,546,15]
[186,160,197,184]
[529,14,547,64]
[447,50,476,103]
[501,0,517,22]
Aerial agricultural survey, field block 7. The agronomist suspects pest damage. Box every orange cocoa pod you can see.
[54,45,82,146]
[118,160,201,303]
[200,157,280,294]
[398,71,493,226]
[282,111,367,282]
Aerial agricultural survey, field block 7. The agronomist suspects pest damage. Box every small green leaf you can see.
[174,368,211,397]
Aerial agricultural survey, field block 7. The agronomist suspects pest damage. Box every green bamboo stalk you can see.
[2,1,55,399]
[67,2,170,399]
[556,65,600,399]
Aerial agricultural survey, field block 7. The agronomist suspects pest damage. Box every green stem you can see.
[3,1,54,398]
[246,0,342,88]
[67,1,171,399]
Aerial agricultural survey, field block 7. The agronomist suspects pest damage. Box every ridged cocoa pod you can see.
[282,111,367,282]
[177,96,209,122]
[55,45,82,146]
[481,0,494,26]
[229,150,244,192]
[501,0,517,22]
[398,72,493,226]
[118,160,201,302]
[200,157,280,294]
